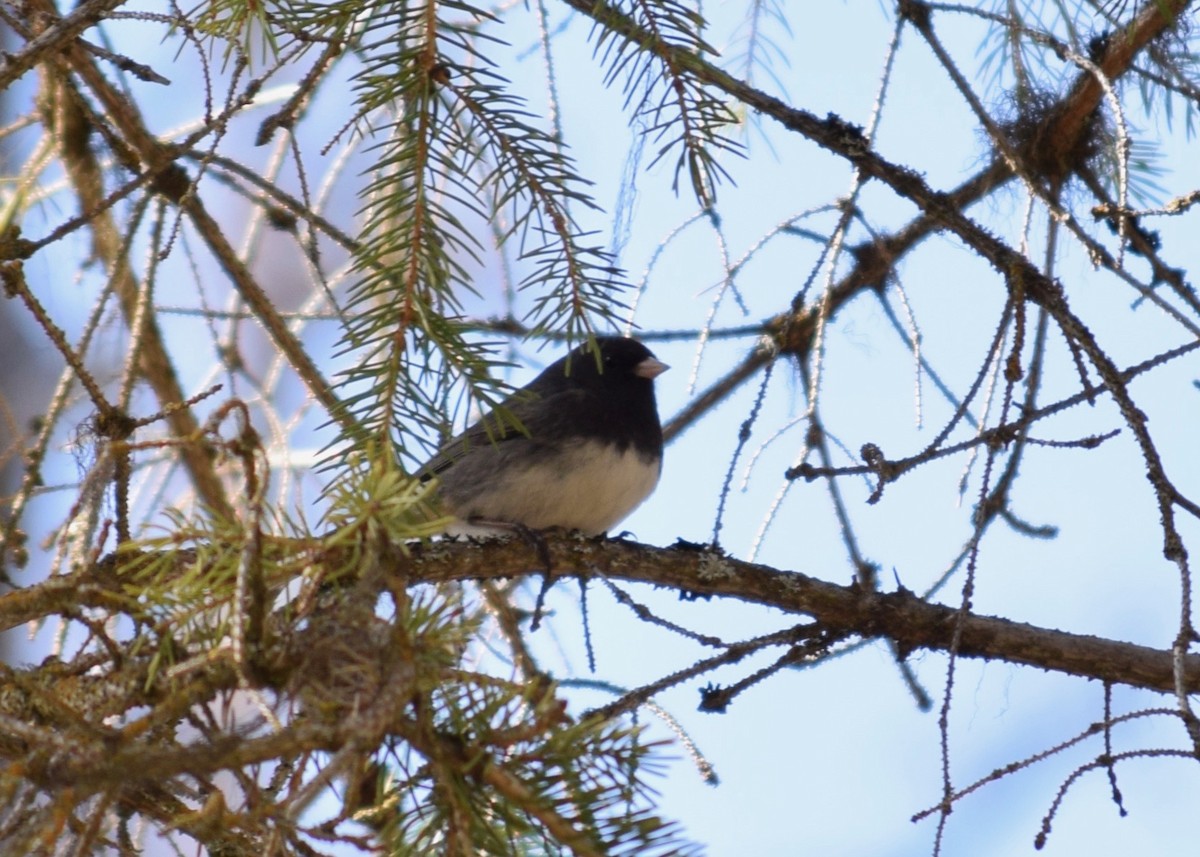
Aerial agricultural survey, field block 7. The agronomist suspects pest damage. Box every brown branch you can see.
[4,535,1193,697]
[1049,0,1194,166]
[380,535,1200,696]
[0,0,126,91]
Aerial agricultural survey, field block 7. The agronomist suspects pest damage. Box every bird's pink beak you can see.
[635,356,669,379]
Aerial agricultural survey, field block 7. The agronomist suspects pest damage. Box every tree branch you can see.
[4,535,1191,698]
[389,535,1199,695]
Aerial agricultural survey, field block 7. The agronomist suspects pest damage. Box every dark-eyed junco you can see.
[418,336,668,536]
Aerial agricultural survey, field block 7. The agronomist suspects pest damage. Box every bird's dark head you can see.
[558,336,669,389]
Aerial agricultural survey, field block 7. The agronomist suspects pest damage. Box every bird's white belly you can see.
[451,441,660,536]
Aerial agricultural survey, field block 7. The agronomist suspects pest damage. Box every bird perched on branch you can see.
[419,336,668,537]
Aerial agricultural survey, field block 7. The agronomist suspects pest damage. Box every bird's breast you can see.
[446,439,661,536]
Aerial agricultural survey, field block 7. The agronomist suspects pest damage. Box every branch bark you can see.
[391,534,1199,696]
[4,535,1193,697]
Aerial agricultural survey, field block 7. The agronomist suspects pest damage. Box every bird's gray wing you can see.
[416,386,579,481]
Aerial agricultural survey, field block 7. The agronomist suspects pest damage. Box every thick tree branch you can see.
[389,535,1200,695]
[4,535,1193,697]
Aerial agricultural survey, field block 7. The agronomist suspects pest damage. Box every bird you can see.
[418,336,668,537]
